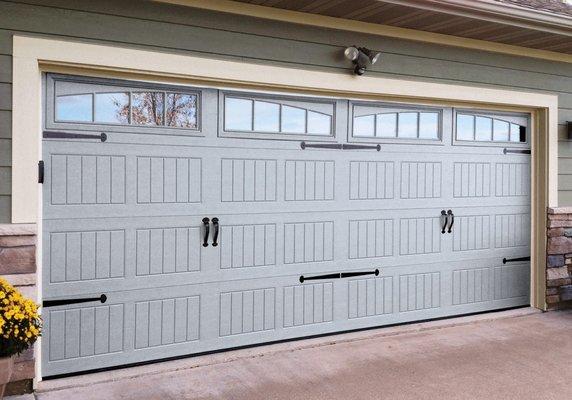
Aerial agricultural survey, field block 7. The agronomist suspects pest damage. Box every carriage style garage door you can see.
[41,74,531,377]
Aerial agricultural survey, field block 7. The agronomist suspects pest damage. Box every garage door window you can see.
[94,92,130,124]
[455,113,526,143]
[56,93,93,122]
[223,94,334,137]
[351,104,441,141]
[52,77,200,131]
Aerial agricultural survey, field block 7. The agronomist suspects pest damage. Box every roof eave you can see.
[378,0,572,36]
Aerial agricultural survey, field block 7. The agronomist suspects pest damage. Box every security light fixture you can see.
[344,46,381,76]
[569,121,572,140]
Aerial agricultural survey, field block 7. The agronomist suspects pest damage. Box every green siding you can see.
[0,0,571,221]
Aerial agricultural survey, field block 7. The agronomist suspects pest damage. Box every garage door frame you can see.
[11,35,558,382]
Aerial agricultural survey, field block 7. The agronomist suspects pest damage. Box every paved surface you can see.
[22,310,572,400]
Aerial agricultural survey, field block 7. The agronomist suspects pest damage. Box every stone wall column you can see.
[547,209,572,309]
[0,223,37,395]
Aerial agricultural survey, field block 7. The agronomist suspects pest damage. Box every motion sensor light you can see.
[344,46,382,75]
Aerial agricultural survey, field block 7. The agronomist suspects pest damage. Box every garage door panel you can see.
[42,75,531,377]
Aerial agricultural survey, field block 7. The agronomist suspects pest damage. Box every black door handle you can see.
[441,210,448,234]
[212,217,219,247]
[202,217,210,247]
[447,210,454,233]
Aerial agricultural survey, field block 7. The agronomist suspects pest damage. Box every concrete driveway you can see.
[22,309,572,400]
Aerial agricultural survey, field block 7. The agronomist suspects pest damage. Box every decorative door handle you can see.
[447,210,454,233]
[441,210,448,234]
[202,217,210,247]
[212,217,219,247]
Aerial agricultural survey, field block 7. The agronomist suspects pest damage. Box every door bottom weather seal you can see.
[43,294,107,308]
[300,269,379,283]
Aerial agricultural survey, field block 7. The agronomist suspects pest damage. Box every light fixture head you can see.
[363,48,382,64]
[344,46,359,61]
[343,46,381,75]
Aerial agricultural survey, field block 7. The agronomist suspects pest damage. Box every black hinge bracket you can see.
[43,130,107,142]
[502,256,531,264]
[503,148,530,155]
[43,294,107,308]
[38,160,44,184]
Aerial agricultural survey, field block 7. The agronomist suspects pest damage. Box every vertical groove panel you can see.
[349,161,394,200]
[284,221,334,264]
[400,162,441,199]
[285,160,334,201]
[222,158,276,202]
[399,272,440,312]
[348,277,393,318]
[283,283,333,327]
[137,156,201,203]
[136,227,201,275]
[220,224,276,268]
[348,219,393,259]
[135,296,200,348]
[453,162,491,197]
[51,155,126,205]
[219,288,275,336]
[399,217,441,255]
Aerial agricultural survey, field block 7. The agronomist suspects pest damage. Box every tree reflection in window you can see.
[132,92,164,126]
[55,81,200,131]
[166,93,198,128]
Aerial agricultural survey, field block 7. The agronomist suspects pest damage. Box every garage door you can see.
[41,74,531,377]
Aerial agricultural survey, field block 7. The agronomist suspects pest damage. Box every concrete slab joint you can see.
[0,224,37,396]
[546,209,572,309]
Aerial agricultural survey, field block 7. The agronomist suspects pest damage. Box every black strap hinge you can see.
[503,256,531,264]
[503,148,530,155]
[300,269,380,283]
[43,294,107,308]
[43,130,107,142]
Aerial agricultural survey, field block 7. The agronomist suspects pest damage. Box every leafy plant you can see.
[0,278,41,357]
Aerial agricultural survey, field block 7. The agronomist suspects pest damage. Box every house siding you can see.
[0,0,570,222]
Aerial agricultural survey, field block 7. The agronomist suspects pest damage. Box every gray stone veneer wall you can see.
[0,224,36,395]
[547,208,572,309]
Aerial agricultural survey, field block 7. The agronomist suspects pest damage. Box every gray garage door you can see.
[41,74,531,377]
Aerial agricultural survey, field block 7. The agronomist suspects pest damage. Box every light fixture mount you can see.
[343,46,381,76]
